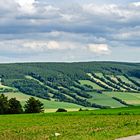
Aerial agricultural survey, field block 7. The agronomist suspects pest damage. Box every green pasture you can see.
[0,107,140,140]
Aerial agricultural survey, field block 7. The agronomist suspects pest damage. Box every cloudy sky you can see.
[0,0,140,63]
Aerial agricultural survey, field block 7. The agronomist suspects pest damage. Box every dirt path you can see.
[116,135,140,140]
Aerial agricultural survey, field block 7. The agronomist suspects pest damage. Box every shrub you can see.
[56,108,67,112]
[79,108,89,111]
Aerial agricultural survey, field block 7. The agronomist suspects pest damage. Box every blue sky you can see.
[0,0,140,62]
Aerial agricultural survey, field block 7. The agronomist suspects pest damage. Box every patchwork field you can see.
[0,62,140,109]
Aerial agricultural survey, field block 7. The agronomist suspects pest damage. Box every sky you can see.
[0,0,140,63]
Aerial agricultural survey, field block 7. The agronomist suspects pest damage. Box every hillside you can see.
[0,62,140,109]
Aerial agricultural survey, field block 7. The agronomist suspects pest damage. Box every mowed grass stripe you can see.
[79,80,104,90]
[25,75,58,92]
[87,73,115,90]
[117,75,136,86]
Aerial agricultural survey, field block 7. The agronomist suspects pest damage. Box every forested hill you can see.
[0,62,140,109]
[0,62,140,80]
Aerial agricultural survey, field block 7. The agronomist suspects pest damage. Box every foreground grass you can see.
[0,107,140,140]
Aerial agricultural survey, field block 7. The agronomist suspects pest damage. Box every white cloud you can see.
[60,14,74,22]
[82,3,140,22]
[0,0,18,15]
[83,4,125,17]
[0,40,79,55]
[23,40,77,51]
[44,5,59,12]
[88,44,111,55]
[47,41,60,50]
[131,2,140,7]
[15,0,36,13]
[0,0,139,62]
[112,26,140,41]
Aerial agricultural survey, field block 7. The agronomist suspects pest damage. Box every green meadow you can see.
[4,92,83,112]
[0,62,140,140]
[0,107,140,140]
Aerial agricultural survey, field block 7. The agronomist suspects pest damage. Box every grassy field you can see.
[4,92,83,111]
[95,73,104,78]
[87,73,114,90]
[117,75,135,86]
[0,84,16,90]
[131,77,140,83]
[3,90,140,110]
[104,92,140,105]
[88,92,125,108]
[0,107,140,140]
[79,80,104,90]
[1,71,140,109]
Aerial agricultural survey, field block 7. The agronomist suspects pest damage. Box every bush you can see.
[56,108,67,112]
[97,90,103,94]
[79,108,89,111]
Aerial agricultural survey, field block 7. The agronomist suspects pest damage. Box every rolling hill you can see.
[0,61,140,109]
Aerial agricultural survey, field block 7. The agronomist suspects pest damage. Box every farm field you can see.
[0,107,140,140]
[117,76,134,84]
[88,92,125,108]
[131,77,140,84]
[87,73,114,89]
[95,73,104,78]
[5,91,140,110]
[4,92,84,111]
[79,80,104,90]
[0,84,16,90]
[104,92,140,105]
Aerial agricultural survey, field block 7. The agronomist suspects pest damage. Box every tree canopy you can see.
[24,97,44,113]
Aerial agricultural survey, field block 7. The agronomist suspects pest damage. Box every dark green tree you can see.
[0,94,9,114]
[24,97,44,113]
[8,98,23,114]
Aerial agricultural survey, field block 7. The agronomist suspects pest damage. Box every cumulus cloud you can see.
[0,39,79,55]
[131,2,140,7]
[23,40,77,51]
[15,0,36,14]
[88,44,111,55]
[0,0,139,62]
[0,0,18,16]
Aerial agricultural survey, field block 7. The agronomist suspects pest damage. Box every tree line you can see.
[0,94,44,115]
